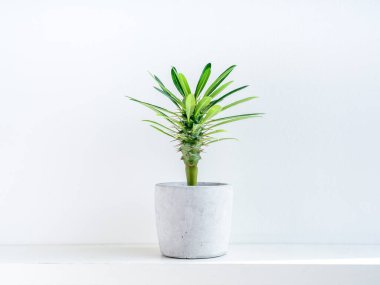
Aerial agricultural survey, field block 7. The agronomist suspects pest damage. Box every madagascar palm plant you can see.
[129,63,262,186]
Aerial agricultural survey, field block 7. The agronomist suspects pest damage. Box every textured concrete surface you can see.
[155,182,233,259]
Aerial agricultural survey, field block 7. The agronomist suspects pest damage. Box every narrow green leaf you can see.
[150,125,176,138]
[185,93,196,121]
[204,137,238,145]
[153,87,181,108]
[203,104,222,122]
[209,85,249,108]
[208,113,263,128]
[194,63,211,98]
[150,73,183,107]
[171,67,185,97]
[210,113,264,122]
[203,65,236,97]
[194,96,212,118]
[155,113,182,128]
[208,81,233,99]
[128,97,183,131]
[178,73,191,96]
[222,96,257,111]
[204,129,227,136]
[143,120,175,133]
[128,97,177,115]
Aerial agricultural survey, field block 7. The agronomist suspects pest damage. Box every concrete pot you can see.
[155,182,233,259]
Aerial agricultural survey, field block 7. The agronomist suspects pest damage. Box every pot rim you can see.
[156,182,231,188]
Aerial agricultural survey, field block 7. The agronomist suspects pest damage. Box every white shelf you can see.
[1,244,380,265]
[1,244,379,285]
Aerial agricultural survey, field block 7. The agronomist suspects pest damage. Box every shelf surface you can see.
[0,244,380,264]
[1,244,379,285]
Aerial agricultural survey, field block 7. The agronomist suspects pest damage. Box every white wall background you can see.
[0,0,379,245]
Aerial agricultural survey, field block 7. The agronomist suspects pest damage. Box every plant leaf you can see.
[150,73,183,107]
[203,65,236,97]
[222,96,257,111]
[194,63,211,98]
[208,113,263,128]
[153,87,182,108]
[208,81,233,98]
[128,97,177,116]
[204,137,238,145]
[143,120,175,133]
[210,113,264,122]
[155,113,182,128]
[194,96,212,118]
[171,67,185,97]
[203,104,222,122]
[185,93,196,121]
[209,85,249,108]
[128,97,182,130]
[177,73,191,96]
[150,125,176,138]
[204,129,227,136]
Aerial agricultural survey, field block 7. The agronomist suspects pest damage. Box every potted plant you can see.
[129,63,261,259]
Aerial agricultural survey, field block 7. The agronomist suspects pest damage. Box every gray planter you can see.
[155,182,233,259]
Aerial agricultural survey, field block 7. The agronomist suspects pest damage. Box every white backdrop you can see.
[0,0,379,244]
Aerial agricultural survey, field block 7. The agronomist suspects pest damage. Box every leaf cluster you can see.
[128,63,262,164]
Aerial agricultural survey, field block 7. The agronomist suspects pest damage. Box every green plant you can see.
[129,63,262,186]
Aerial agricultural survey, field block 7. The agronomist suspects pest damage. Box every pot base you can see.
[161,251,227,259]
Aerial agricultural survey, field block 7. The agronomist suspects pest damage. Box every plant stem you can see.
[185,164,198,186]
